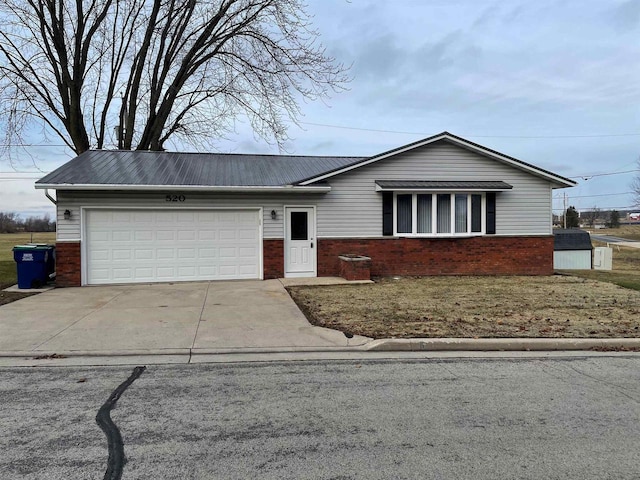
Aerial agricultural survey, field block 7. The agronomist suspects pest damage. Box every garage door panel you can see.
[133,211,153,223]
[157,230,176,241]
[113,249,132,261]
[157,248,176,260]
[157,266,176,278]
[134,230,154,241]
[86,209,261,284]
[112,231,132,242]
[238,229,258,240]
[112,211,132,222]
[177,230,196,241]
[177,211,195,222]
[112,267,133,280]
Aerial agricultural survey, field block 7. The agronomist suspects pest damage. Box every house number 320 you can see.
[165,194,186,202]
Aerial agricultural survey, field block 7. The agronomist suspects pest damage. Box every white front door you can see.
[284,207,316,277]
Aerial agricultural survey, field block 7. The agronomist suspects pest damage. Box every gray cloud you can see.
[611,0,640,30]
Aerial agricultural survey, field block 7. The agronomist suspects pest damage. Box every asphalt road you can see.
[2,356,640,479]
[589,234,631,243]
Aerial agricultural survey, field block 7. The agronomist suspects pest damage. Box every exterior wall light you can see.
[270,209,277,220]
[63,209,71,220]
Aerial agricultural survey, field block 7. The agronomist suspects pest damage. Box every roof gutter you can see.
[34,183,331,193]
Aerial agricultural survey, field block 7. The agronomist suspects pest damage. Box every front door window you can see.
[290,211,308,240]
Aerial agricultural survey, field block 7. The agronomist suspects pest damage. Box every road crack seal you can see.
[96,366,146,480]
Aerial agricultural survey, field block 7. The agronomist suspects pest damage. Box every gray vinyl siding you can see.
[315,143,553,237]
[55,142,554,241]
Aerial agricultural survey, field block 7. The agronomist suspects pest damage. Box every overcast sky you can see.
[2,0,640,218]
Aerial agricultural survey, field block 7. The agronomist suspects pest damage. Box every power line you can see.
[0,176,45,180]
[553,191,634,200]
[553,206,637,211]
[569,169,640,180]
[299,121,640,138]
[0,143,69,147]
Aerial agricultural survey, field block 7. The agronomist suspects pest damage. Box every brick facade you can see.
[55,236,552,287]
[263,239,284,279]
[55,242,81,287]
[317,236,554,277]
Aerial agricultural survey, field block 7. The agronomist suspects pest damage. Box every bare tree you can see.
[0,0,348,153]
[583,206,601,227]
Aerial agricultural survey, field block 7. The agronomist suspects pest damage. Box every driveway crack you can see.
[190,281,212,362]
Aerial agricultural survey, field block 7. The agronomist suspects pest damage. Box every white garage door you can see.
[85,209,261,285]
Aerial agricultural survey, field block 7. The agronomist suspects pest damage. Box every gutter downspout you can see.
[44,188,57,205]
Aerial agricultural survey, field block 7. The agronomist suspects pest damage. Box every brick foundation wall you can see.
[263,239,284,279]
[318,236,554,277]
[58,237,550,287]
[55,242,81,287]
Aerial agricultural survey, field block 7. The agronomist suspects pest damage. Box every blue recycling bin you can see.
[26,243,56,277]
[13,245,53,289]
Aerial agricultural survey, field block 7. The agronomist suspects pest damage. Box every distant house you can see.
[35,132,576,286]
[553,229,593,270]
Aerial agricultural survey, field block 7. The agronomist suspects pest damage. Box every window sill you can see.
[394,233,485,238]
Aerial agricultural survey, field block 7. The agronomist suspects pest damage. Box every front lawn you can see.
[288,275,640,339]
[563,241,640,291]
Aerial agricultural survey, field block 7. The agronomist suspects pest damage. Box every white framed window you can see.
[393,192,486,237]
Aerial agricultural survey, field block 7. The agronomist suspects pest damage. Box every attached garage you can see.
[84,208,261,285]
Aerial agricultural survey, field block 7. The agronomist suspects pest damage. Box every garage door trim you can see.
[80,206,263,285]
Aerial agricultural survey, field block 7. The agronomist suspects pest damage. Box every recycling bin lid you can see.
[13,244,51,250]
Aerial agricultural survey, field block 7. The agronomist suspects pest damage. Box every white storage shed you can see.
[553,229,593,270]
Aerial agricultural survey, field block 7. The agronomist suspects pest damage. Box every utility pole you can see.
[563,193,568,229]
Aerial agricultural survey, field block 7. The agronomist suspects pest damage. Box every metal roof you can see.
[553,229,593,251]
[36,150,365,188]
[375,180,513,190]
[36,133,576,191]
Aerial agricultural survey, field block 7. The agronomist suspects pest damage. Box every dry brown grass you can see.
[288,227,640,339]
[565,241,640,291]
[288,275,640,339]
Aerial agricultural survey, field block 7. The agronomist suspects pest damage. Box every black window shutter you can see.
[382,191,393,236]
[486,192,496,234]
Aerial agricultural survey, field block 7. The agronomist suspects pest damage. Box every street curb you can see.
[2,338,640,359]
[0,348,190,358]
[363,338,640,351]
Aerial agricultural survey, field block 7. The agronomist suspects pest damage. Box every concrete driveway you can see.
[0,280,366,355]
